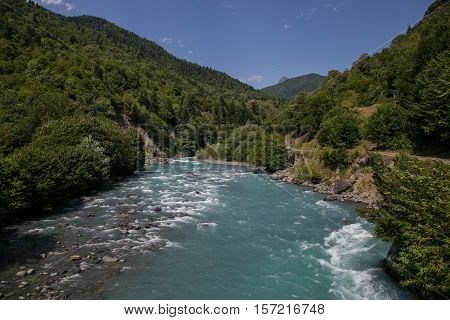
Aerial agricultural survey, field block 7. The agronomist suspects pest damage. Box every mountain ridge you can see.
[261,73,326,100]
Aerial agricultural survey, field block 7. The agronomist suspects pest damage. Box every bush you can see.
[366,104,412,150]
[291,157,331,184]
[317,107,362,148]
[0,116,143,225]
[320,148,350,170]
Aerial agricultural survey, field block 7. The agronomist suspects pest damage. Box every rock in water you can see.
[26,269,34,275]
[69,255,81,261]
[102,256,118,263]
[16,271,27,277]
[154,206,162,212]
[333,179,352,194]
[324,195,339,201]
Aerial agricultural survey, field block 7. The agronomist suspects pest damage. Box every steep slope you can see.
[275,0,449,155]
[0,0,277,224]
[261,73,325,99]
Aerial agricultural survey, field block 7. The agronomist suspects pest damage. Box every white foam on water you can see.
[297,240,321,251]
[24,226,55,234]
[197,222,218,228]
[319,222,393,299]
[315,200,339,210]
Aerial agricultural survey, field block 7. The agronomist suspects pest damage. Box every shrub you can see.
[317,107,362,148]
[320,148,350,170]
[366,103,412,150]
[291,157,331,184]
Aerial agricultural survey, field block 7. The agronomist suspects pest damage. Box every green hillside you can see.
[275,0,449,155]
[261,73,326,99]
[0,0,279,224]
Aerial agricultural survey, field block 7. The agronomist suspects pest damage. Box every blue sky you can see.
[37,0,434,88]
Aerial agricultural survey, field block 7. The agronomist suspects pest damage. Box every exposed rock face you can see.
[333,179,352,194]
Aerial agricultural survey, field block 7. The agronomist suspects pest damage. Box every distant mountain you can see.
[261,73,326,100]
[278,76,289,84]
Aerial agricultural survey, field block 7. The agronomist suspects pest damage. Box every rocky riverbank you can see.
[271,167,380,208]
[0,188,193,300]
[201,157,379,207]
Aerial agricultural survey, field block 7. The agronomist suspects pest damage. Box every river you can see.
[0,159,414,299]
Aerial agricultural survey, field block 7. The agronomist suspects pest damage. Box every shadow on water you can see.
[0,227,55,271]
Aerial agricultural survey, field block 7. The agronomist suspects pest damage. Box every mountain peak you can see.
[278,76,289,84]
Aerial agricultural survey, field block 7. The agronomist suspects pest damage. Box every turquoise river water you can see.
[97,159,413,299]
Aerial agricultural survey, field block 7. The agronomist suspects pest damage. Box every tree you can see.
[317,108,362,148]
[366,103,412,150]
[362,155,449,298]
[415,50,450,144]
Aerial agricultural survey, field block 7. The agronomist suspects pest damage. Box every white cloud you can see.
[187,50,193,55]
[177,40,185,47]
[243,75,264,83]
[224,2,232,9]
[159,37,173,44]
[40,0,74,11]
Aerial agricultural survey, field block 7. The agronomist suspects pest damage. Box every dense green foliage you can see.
[317,107,362,148]
[0,116,143,224]
[197,125,289,172]
[261,73,326,100]
[320,148,350,170]
[0,0,281,224]
[366,104,412,150]
[362,155,449,298]
[274,1,449,155]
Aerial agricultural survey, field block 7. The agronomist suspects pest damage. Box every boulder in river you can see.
[333,179,352,194]
[102,256,118,263]
[69,255,81,261]
[324,195,339,201]
[26,269,34,275]
[154,206,162,212]
[16,270,27,277]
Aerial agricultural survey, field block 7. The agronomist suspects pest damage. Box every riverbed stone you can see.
[26,269,34,275]
[69,255,81,261]
[50,272,58,277]
[333,179,352,194]
[154,206,162,212]
[16,270,27,277]
[324,195,339,201]
[102,256,118,263]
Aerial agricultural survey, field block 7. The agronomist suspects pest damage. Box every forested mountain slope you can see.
[261,73,325,99]
[275,0,449,155]
[0,0,278,224]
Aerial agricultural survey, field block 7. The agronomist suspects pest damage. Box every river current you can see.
[1,159,414,299]
[102,160,412,299]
